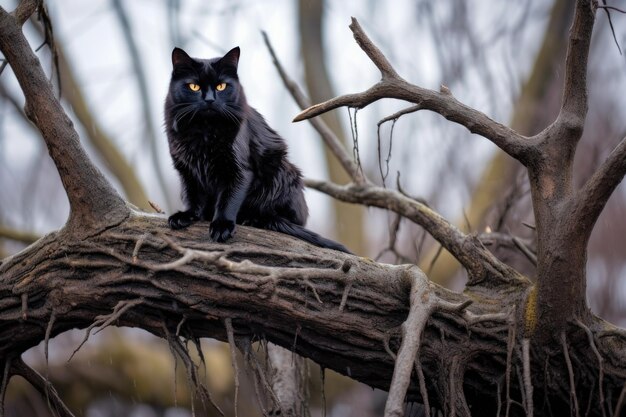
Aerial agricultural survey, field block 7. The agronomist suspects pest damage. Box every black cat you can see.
[164,46,350,253]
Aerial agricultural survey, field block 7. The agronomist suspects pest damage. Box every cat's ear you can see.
[172,47,193,67]
[220,47,240,70]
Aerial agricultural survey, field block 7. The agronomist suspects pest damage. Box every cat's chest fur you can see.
[170,122,243,186]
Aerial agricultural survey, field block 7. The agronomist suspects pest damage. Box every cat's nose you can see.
[204,91,215,103]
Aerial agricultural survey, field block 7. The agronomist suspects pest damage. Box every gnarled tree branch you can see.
[293,17,532,165]
[305,178,529,286]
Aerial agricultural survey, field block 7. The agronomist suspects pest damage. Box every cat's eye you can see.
[216,82,227,91]
[188,83,201,92]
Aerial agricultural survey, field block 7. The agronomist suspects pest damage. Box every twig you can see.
[561,332,580,417]
[505,317,517,417]
[10,357,76,417]
[224,318,240,417]
[338,280,353,312]
[0,357,10,417]
[598,5,626,14]
[511,236,538,266]
[163,323,224,416]
[614,382,626,417]
[522,339,534,417]
[415,360,431,417]
[68,298,143,361]
[575,319,606,417]
[600,1,623,55]
[132,233,151,263]
[261,30,365,184]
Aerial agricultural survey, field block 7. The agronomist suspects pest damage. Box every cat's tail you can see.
[265,219,352,254]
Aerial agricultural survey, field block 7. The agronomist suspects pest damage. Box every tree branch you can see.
[570,136,626,243]
[305,179,529,285]
[0,210,623,414]
[12,0,39,26]
[553,0,595,136]
[348,17,399,80]
[53,37,151,210]
[111,0,174,210]
[261,31,365,184]
[293,18,532,165]
[0,226,39,245]
[10,357,76,417]
[0,4,129,233]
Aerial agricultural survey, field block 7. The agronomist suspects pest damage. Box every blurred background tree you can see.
[1,0,625,415]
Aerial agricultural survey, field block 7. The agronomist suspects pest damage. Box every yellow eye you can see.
[216,82,227,91]
[188,83,200,92]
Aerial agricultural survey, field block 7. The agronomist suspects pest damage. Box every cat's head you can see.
[166,47,246,131]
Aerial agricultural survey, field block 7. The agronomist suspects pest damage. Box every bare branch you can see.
[305,179,529,285]
[570,136,626,243]
[348,17,399,80]
[0,7,128,232]
[10,357,76,417]
[598,5,626,14]
[224,319,240,417]
[111,0,174,209]
[293,18,531,164]
[561,332,581,417]
[554,0,595,135]
[384,267,434,417]
[29,17,150,210]
[0,226,39,244]
[522,339,534,417]
[12,0,39,26]
[261,31,365,184]
[600,1,623,55]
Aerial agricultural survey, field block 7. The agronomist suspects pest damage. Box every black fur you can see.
[164,47,350,253]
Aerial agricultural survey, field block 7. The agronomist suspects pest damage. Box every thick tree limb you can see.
[305,179,529,286]
[2,215,621,414]
[0,3,129,233]
[293,18,532,164]
[26,19,151,210]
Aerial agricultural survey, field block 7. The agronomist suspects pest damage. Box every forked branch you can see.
[293,18,532,164]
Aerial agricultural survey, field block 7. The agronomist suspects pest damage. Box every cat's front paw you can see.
[209,218,235,242]
[168,211,198,229]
